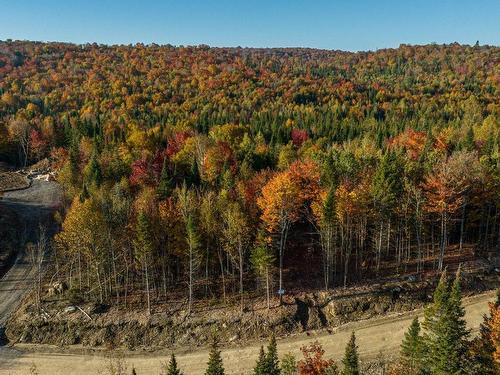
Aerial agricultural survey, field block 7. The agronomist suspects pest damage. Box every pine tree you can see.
[342,332,360,375]
[446,268,470,373]
[462,126,476,151]
[422,269,470,374]
[68,131,80,182]
[280,353,297,375]
[86,151,102,187]
[79,183,90,202]
[400,317,424,373]
[205,336,225,375]
[162,353,183,375]
[253,346,266,375]
[262,334,280,375]
[157,157,173,199]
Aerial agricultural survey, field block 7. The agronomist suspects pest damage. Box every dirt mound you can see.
[0,172,30,192]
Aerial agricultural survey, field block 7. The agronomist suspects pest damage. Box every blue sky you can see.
[0,0,498,51]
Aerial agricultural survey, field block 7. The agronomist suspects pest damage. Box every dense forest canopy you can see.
[0,41,498,313]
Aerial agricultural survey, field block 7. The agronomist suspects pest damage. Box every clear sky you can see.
[1,0,499,51]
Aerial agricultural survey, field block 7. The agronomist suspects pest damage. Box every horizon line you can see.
[1,38,498,54]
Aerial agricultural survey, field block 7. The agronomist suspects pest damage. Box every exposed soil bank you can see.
[5,266,498,351]
[0,290,496,375]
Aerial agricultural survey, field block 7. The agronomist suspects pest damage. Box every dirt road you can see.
[0,290,495,375]
[0,180,61,326]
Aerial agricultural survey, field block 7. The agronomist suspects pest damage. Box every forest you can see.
[0,41,498,316]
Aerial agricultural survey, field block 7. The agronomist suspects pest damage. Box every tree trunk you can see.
[217,248,226,303]
[188,244,193,315]
[145,261,151,315]
[438,211,446,271]
[459,199,467,253]
[239,243,244,314]
[266,267,270,309]
[376,221,383,276]
[278,221,289,305]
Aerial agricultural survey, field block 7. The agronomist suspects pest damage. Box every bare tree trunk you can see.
[459,199,467,253]
[386,220,391,256]
[376,221,383,276]
[205,243,209,297]
[438,211,446,271]
[239,241,244,314]
[162,254,167,300]
[217,248,226,303]
[124,254,129,308]
[278,221,289,305]
[78,252,82,291]
[415,216,422,273]
[266,267,270,309]
[96,263,103,303]
[145,261,151,315]
[188,244,193,315]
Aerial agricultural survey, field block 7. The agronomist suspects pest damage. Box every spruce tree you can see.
[163,353,183,375]
[157,157,173,199]
[79,182,90,202]
[446,268,470,373]
[422,269,470,374]
[253,346,266,375]
[86,151,102,188]
[400,317,424,372]
[280,353,297,375]
[262,334,280,375]
[205,336,225,375]
[342,332,360,375]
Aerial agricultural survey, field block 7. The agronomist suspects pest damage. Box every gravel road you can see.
[0,290,495,375]
[0,179,61,326]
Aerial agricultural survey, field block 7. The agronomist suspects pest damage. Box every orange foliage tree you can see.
[257,171,302,304]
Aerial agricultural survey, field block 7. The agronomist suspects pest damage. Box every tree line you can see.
[0,41,498,312]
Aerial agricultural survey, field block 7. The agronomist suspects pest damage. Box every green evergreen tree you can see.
[205,336,225,375]
[68,131,80,181]
[157,157,173,199]
[253,346,266,375]
[342,332,360,375]
[79,182,90,202]
[422,269,470,374]
[462,126,476,151]
[280,353,297,375]
[262,334,280,375]
[400,317,424,373]
[86,151,102,187]
[162,353,183,375]
[188,159,200,187]
[446,268,470,373]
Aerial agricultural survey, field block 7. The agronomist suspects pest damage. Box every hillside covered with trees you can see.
[0,41,498,314]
